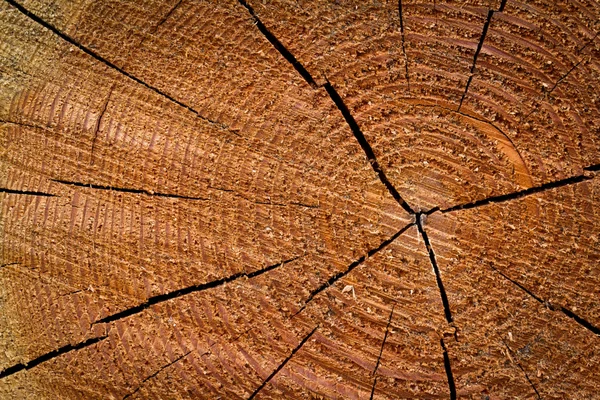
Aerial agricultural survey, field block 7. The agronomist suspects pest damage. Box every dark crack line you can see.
[584,164,600,172]
[123,350,192,400]
[4,0,224,128]
[236,0,414,215]
[289,201,320,209]
[93,256,301,325]
[416,214,453,323]
[442,173,593,213]
[398,0,410,91]
[0,119,37,129]
[294,223,413,316]
[373,305,395,375]
[369,376,378,400]
[489,265,600,336]
[247,326,318,400]
[458,9,494,111]
[90,85,114,164]
[525,33,593,120]
[0,188,55,197]
[0,335,107,379]
[498,0,507,12]
[559,307,600,336]
[576,31,599,54]
[237,0,317,88]
[440,339,457,400]
[0,262,20,269]
[52,179,208,200]
[499,337,542,399]
[489,265,545,303]
[153,0,183,34]
[324,82,414,214]
[132,0,184,54]
[548,59,584,94]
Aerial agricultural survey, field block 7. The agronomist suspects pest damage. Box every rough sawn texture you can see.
[0,0,599,399]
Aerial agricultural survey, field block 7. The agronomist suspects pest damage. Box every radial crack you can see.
[93,256,301,325]
[442,173,594,213]
[489,265,600,336]
[369,376,378,400]
[294,223,413,316]
[416,214,453,323]
[236,0,317,88]
[247,326,318,399]
[440,339,457,400]
[0,335,107,379]
[0,262,20,269]
[4,0,225,129]
[324,82,414,214]
[373,305,395,375]
[123,350,192,399]
[498,0,508,12]
[458,8,496,111]
[398,0,410,91]
[52,179,208,201]
[236,0,414,215]
[499,336,542,399]
[0,188,55,197]
[584,164,600,172]
[548,59,584,94]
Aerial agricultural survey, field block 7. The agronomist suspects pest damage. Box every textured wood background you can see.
[0,0,599,398]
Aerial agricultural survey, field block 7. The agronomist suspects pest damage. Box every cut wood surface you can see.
[0,0,598,398]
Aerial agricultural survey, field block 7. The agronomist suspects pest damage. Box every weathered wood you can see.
[0,0,598,398]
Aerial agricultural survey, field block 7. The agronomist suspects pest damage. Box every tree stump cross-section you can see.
[0,0,599,399]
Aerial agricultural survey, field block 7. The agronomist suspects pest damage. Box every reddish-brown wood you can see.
[1,0,598,398]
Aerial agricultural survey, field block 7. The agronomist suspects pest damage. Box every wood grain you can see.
[1,0,598,398]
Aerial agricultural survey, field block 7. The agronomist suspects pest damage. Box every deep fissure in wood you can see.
[247,326,318,399]
[152,0,183,34]
[324,82,414,214]
[442,173,594,213]
[93,256,301,325]
[440,338,457,400]
[295,222,413,315]
[0,336,107,379]
[237,0,318,88]
[458,9,495,111]
[4,0,224,128]
[398,0,410,91]
[369,376,378,400]
[237,0,415,215]
[416,214,453,323]
[584,164,600,172]
[0,188,54,197]
[490,265,600,336]
[3,0,598,396]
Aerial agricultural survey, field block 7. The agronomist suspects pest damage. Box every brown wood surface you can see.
[0,0,598,398]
